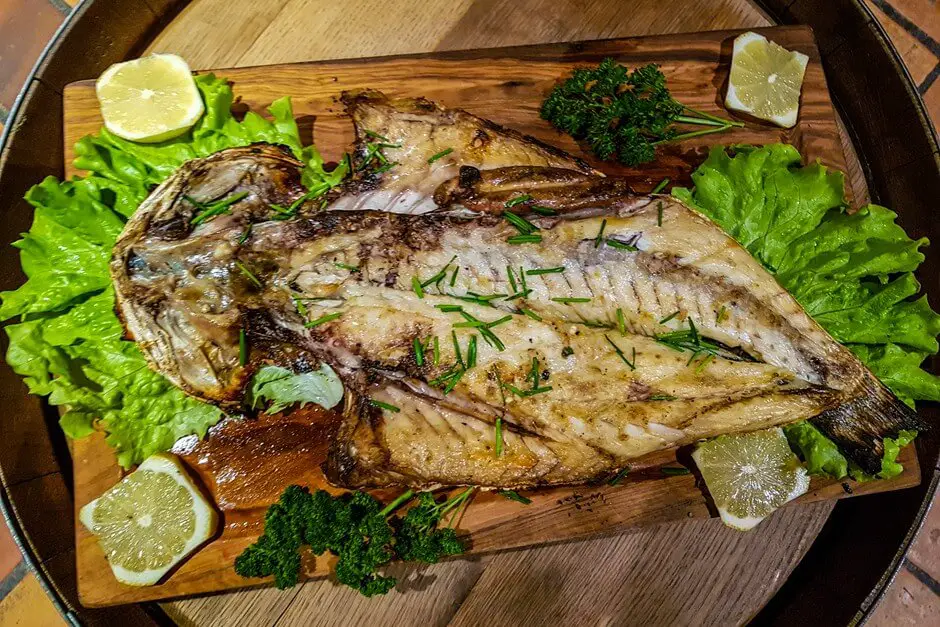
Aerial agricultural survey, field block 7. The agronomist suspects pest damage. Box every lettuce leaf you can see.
[674,144,939,477]
[248,365,345,415]
[1,74,342,467]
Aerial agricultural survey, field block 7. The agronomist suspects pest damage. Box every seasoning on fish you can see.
[111,94,922,489]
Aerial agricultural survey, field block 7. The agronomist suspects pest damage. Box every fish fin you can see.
[323,389,393,488]
[810,377,926,476]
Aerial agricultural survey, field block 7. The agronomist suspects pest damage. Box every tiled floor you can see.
[0,1,938,625]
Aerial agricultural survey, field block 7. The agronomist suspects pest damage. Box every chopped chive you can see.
[521,308,543,321]
[449,266,459,287]
[503,383,553,397]
[608,467,630,486]
[504,211,538,235]
[495,416,504,457]
[716,306,728,323]
[659,310,680,324]
[373,162,396,174]
[526,266,565,275]
[651,177,670,194]
[412,276,425,298]
[507,234,542,245]
[465,292,508,302]
[293,297,308,317]
[433,336,440,365]
[616,308,627,336]
[507,266,518,293]
[237,224,253,245]
[238,329,248,366]
[234,261,263,288]
[505,194,533,208]
[414,337,425,366]
[594,219,607,248]
[661,467,691,476]
[364,129,390,141]
[453,321,486,329]
[452,330,465,368]
[605,238,638,251]
[577,316,614,329]
[369,399,401,413]
[657,201,664,227]
[466,335,478,369]
[689,318,699,343]
[189,191,249,226]
[529,356,540,389]
[421,269,447,287]
[442,367,466,394]
[436,304,464,312]
[305,312,342,328]
[498,490,531,504]
[649,393,678,401]
[695,353,714,373]
[478,327,505,351]
[269,203,293,216]
[530,205,557,216]
[504,290,532,301]
[551,297,591,304]
[487,315,513,328]
[335,262,360,272]
[427,147,454,164]
[605,335,636,370]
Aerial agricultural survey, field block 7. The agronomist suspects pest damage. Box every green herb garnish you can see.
[616,308,627,336]
[657,201,664,226]
[495,416,504,457]
[436,304,464,312]
[649,394,678,401]
[659,311,680,324]
[605,335,636,370]
[716,306,728,323]
[505,194,533,208]
[605,238,638,251]
[530,205,557,216]
[412,276,425,298]
[335,262,360,272]
[521,308,543,321]
[504,211,538,235]
[661,467,691,476]
[608,468,630,486]
[651,177,670,194]
[507,234,542,245]
[526,267,565,275]
[427,148,454,164]
[370,399,401,413]
[235,261,263,288]
[466,335,478,369]
[305,312,342,328]
[239,329,248,366]
[498,490,531,504]
[189,191,249,226]
[414,337,425,366]
[237,224,253,245]
[551,297,591,304]
[540,59,742,166]
[594,219,607,248]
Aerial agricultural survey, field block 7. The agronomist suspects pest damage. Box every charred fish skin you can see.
[329,91,599,215]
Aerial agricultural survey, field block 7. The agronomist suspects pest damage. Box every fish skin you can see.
[328,91,599,215]
[112,147,922,484]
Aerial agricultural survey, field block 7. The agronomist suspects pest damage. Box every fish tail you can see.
[811,377,926,476]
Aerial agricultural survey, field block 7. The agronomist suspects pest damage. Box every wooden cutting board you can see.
[62,25,921,607]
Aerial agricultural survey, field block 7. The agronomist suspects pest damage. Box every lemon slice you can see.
[95,54,204,143]
[79,453,217,586]
[725,32,809,128]
[692,427,809,531]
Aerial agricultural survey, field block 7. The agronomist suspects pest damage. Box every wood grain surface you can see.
[60,1,919,623]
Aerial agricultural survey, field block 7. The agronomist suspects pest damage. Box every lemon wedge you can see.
[95,53,204,143]
[692,427,809,531]
[725,32,808,128]
[79,453,217,586]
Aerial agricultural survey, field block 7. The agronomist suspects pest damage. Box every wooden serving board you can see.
[63,26,921,607]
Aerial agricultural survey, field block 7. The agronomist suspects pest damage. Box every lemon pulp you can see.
[725,32,808,128]
[80,453,217,585]
[95,53,204,143]
[692,427,809,530]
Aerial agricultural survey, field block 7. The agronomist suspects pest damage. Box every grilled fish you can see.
[111,98,922,487]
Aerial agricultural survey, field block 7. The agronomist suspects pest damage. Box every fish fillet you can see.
[111,99,922,487]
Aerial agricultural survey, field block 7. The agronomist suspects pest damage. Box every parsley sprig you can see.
[540,60,743,166]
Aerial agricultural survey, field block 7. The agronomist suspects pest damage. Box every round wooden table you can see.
[0,1,937,625]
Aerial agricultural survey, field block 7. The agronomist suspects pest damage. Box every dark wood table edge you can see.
[0,0,937,625]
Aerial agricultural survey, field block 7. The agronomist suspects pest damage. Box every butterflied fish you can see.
[111,98,922,488]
